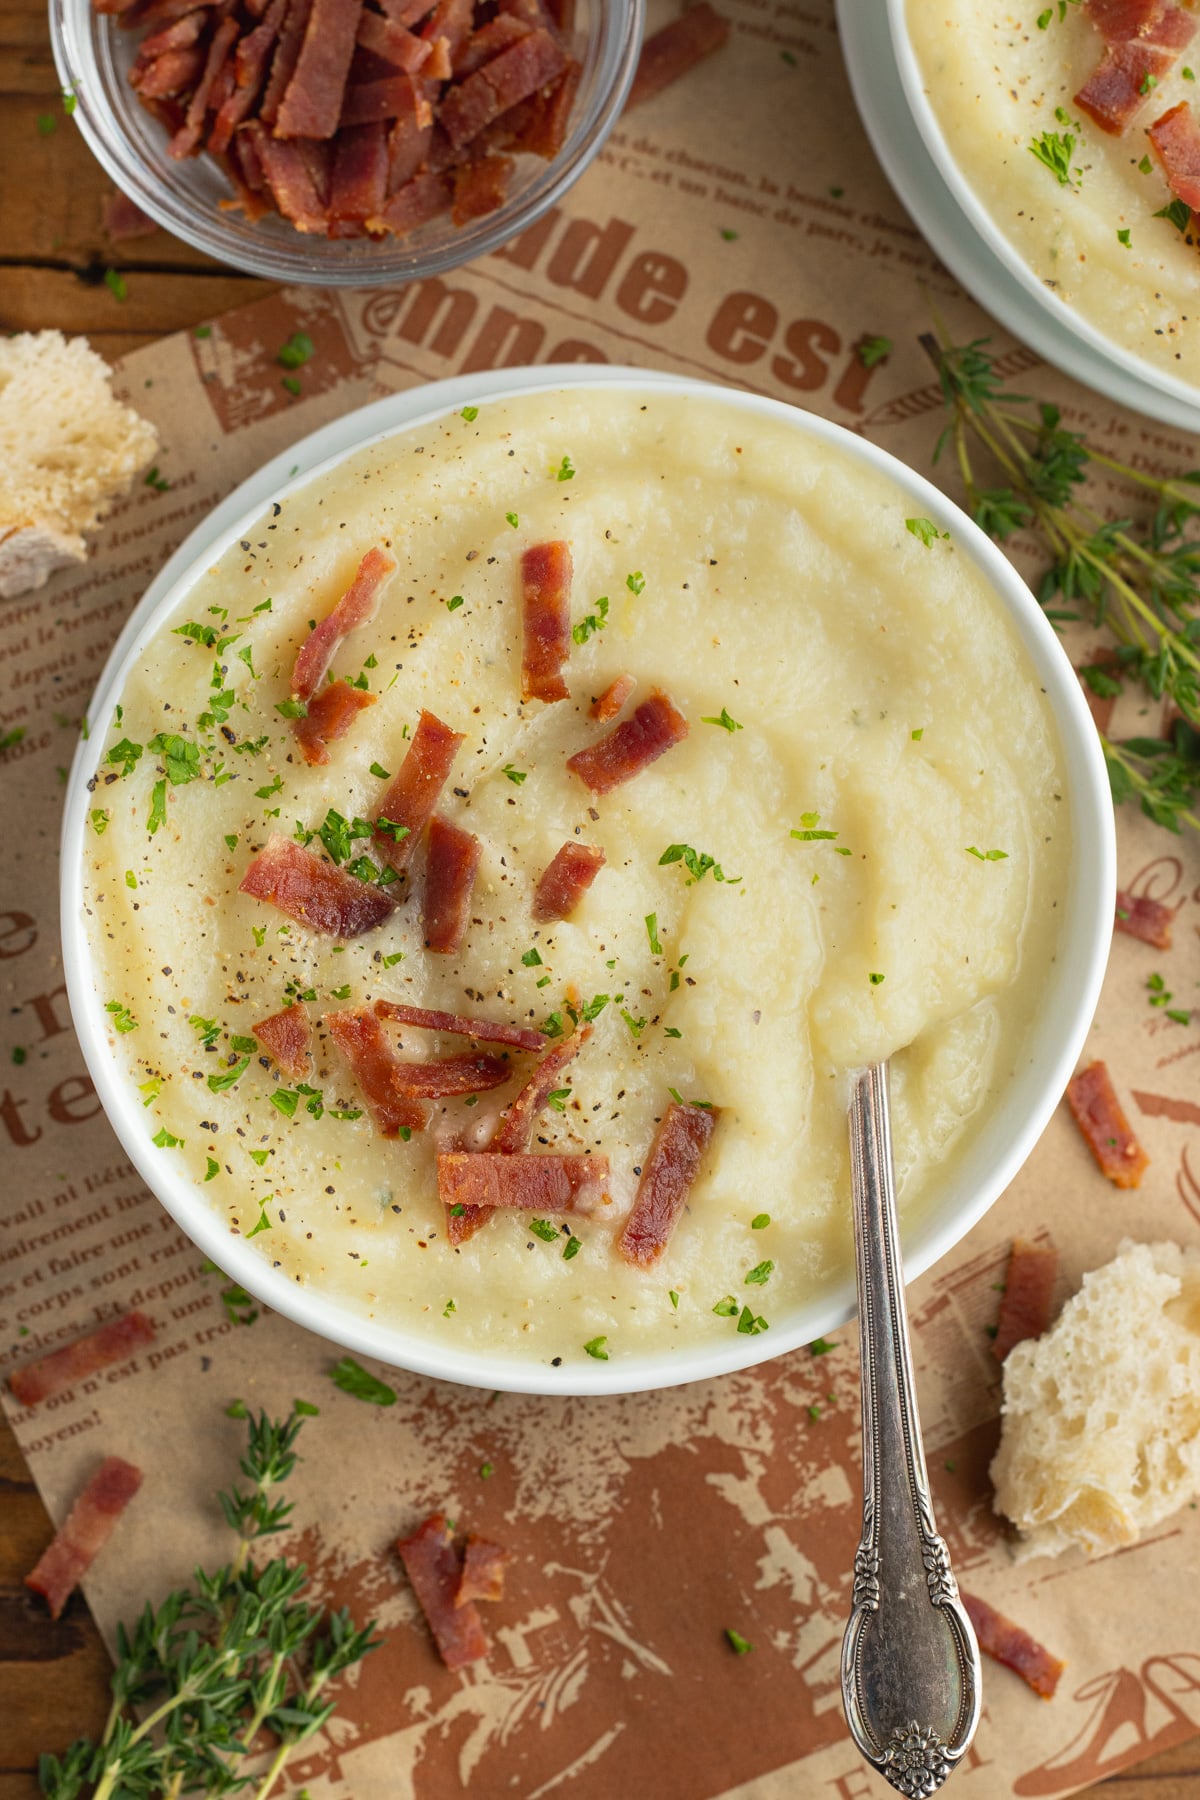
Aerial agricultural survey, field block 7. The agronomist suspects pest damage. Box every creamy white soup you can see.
[83,388,1069,1368]
[906,1,1200,389]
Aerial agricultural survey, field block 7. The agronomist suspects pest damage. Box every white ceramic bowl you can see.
[847,0,1200,432]
[61,366,1116,1396]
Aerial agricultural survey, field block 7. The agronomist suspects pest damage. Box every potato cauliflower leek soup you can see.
[83,389,1068,1367]
[905,2,1200,389]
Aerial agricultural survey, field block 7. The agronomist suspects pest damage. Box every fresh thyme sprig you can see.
[38,1404,380,1800]
[923,327,1200,833]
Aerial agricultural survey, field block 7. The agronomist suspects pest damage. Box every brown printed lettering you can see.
[707,290,777,364]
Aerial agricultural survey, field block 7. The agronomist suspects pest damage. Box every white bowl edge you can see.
[61,363,1117,1396]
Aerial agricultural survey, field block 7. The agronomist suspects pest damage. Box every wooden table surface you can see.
[1,2,1199,1794]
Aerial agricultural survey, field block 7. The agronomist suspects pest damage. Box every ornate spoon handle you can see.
[841,1063,982,1795]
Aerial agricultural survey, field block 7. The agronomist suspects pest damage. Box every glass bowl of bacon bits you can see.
[50,0,643,283]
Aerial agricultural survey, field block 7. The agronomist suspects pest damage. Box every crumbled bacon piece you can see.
[374,1002,546,1052]
[262,0,313,123]
[456,1536,512,1606]
[397,1513,488,1668]
[102,187,159,239]
[209,0,287,152]
[520,540,573,703]
[8,1313,156,1407]
[168,13,238,155]
[1148,100,1200,211]
[531,841,605,922]
[454,11,529,74]
[452,152,514,223]
[566,690,689,794]
[1114,887,1176,949]
[438,1150,608,1214]
[626,2,730,110]
[26,1457,144,1619]
[326,1006,427,1134]
[439,26,566,148]
[252,1003,313,1079]
[293,680,376,765]
[1076,0,1195,133]
[374,708,464,869]
[356,9,431,70]
[292,546,395,702]
[423,814,480,954]
[617,1101,719,1267]
[385,1051,511,1096]
[327,118,390,218]
[369,166,453,231]
[241,834,395,937]
[992,1239,1059,1363]
[255,132,330,229]
[1065,1061,1149,1188]
[274,0,364,137]
[962,1592,1064,1700]
[590,673,635,721]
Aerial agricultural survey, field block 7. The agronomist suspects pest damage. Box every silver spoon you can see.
[841,1063,982,1795]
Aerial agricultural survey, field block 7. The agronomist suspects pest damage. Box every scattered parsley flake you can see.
[626,571,646,595]
[271,1089,300,1119]
[205,1157,219,1181]
[37,111,57,135]
[104,267,128,302]
[700,707,742,732]
[330,1356,396,1405]
[1029,127,1078,188]
[530,1218,559,1242]
[1155,198,1191,233]
[152,1126,183,1148]
[147,779,168,835]
[547,1087,572,1111]
[720,227,738,241]
[669,1289,680,1309]
[277,332,314,369]
[246,1203,272,1238]
[911,727,924,740]
[505,511,519,529]
[858,335,892,368]
[905,516,950,546]
[281,375,301,397]
[563,1235,581,1261]
[659,842,740,885]
[12,1047,26,1066]
[1139,153,1153,173]
[502,763,527,784]
[965,846,1009,861]
[446,594,464,611]
[208,1057,250,1093]
[810,1337,837,1356]
[369,761,390,780]
[572,595,609,643]
[461,405,479,421]
[868,971,886,986]
[725,1628,753,1655]
[751,1213,771,1229]
[583,1336,609,1360]
[645,912,663,955]
[745,1260,774,1286]
[556,454,575,481]
[1117,227,1132,248]
[105,1000,137,1034]
[522,947,543,967]
[444,1300,456,1317]
[194,323,212,338]
[144,466,170,492]
[713,1295,739,1317]
[61,87,76,113]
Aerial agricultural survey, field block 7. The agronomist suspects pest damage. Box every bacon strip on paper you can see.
[252,1003,314,1080]
[397,1513,488,1668]
[1148,100,1200,212]
[240,834,395,937]
[423,815,480,954]
[373,708,464,869]
[456,1536,512,1606]
[531,841,605,922]
[8,1313,156,1407]
[326,1006,427,1135]
[518,539,573,703]
[992,1239,1059,1363]
[617,1100,719,1268]
[446,1030,590,1245]
[1075,2,1195,134]
[566,690,689,795]
[438,1150,608,1214]
[1065,1060,1149,1188]
[274,0,366,137]
[439,26,566,149]
[590,673,635,722]
[375,1002,546,1053]
[626,2,730,110]
[961,1593,1065,1700]
[293,680,377,765]
[26,1457,144,1620]
[1114,887,1176,949]
[292,546,395,702]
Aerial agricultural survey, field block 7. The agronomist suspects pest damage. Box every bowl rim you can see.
[61,363,1116,1396]
[48,0,645,286]
[882,0,1200,421]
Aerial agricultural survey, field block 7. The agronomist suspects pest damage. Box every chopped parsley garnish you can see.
[868,971,885,986]
[329,984,352,1001]
[152,1126,183,1148]
[205,1157,219,1181]
[478,1459,493,1478]
[751,1213,770,1229]
[965,846,1009,861]
[736,1306,768,1335]
[12,1047,26,1065]
[720,227,738,240]
[104,267,128,302]
[540,1011,565,1038]
[669,1290,680,1309]
[369,761,390,780]
[790,811,839,842]
[1186,66,1196,80]
[626,571,646,595]
[246,1203,273,1238]
[530,1218,559,1242]
[443,1300,456,1317]
[148,731,202,786]
[281,375,301,398]
[144,466,170,493]
[330,1356,396,1405]
[90,809,109,835]
[249,1150,269,1166]
[275,698,308,718]
[374,816,410,843]
[556,455,575,481]
[911,727,924,741]
[194,324,212,339]
[563,1235,581,1261]
[270,1089,300,1119]
[446,594,464,612]
[382,951,404,967]
[1154,198,1191,233]
[1139,71,1158,94]
[905,516,950,546]
[505,511,519,529]
[1117,228,1132,248]
[147,780,168,835]
[713,1295,739,1317]
[522,947,543,966]
[107,737,143,776]
[809,1337,837,1356]
[317,808,375,864]
[583,1336,609,1360]
[745,1260,774,1286]
[700,707,743,732]
[725,1628,753,1655]
[572,596,608,643]
[645,912,663,955]
[105,1000,137,1034]
[277,332,314,369]
[1036,6,1051,22]
[577,993,611,1023]
[547,1088,572,1111]
[461,405,479,422]
[190,1014,221,1048]
[659,843,741,885]
[208,1057,250,1093]
[620,1010,647,1038]
[1029,127,1078,188]
[1139,153,1153,173]
[61,87,76,113]
[502,763,527,784]
[37,112,56,135]
[858,335,893,368]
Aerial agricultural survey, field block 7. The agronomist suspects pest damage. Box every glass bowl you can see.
[50,0,643,285]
